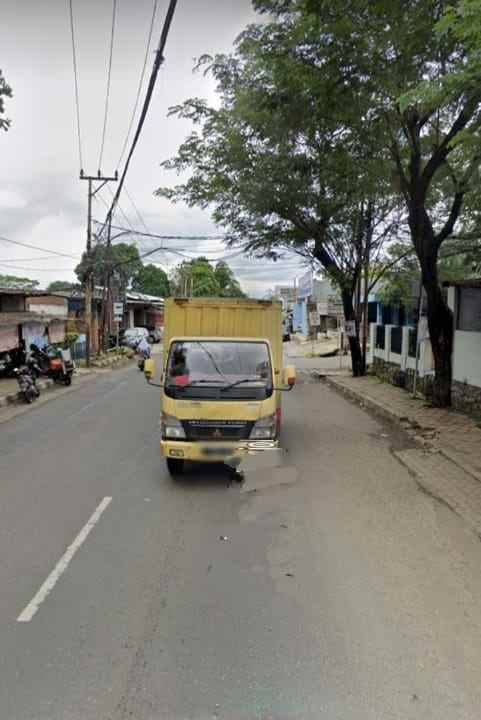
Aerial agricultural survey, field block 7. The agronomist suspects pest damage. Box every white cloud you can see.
[0,189,27,209]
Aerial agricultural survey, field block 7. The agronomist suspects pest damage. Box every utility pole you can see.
[79,170,118,366]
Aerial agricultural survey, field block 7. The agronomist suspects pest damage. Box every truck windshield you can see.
[165,341,273,400]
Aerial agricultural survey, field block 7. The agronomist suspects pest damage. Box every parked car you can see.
[121,327,149,348]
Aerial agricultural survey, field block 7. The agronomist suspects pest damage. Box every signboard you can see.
[113,302,124,321]
[309,311,320,327]
[344,320,357,337]
[297,271,313,300]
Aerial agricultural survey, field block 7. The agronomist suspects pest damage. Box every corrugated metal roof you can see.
[125,291,164,304]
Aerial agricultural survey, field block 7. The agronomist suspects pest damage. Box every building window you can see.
[457,288,481,332]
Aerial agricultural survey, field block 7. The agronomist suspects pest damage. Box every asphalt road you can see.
[2,363,481,719]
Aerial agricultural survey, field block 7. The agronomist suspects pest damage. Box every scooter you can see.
[14,365,40,404]
[30,344,74,386]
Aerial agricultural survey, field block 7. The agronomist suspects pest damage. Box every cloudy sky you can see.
[0,0,306,295]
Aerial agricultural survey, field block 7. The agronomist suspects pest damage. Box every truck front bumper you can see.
[161,439,279,463]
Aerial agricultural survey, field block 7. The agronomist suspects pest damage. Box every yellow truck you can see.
[144,297,296,475]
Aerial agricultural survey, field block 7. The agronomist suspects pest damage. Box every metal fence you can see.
[71,341,86,361]
[390,326,403,355]
[376,324,385,349]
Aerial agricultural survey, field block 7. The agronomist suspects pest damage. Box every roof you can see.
[443,279,481,289]
[0,287,47,296]
[0,311,67,327]
[125,291,164,305]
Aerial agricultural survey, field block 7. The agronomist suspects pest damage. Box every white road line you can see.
[17,497,112,623]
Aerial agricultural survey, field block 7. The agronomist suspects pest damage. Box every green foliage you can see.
[132,264,170,297]
[169,257,244,297]
[156,7,399,298]
[0,274,39,290]
[0,69,12,132]
[214,261,245,297]
[47,281,81,293]
[64,332,80,347]
[377,245,419,308]
[75,242,142,292]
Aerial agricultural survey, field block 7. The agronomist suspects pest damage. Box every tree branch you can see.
[435,191,465,247]
[421,97,479,191]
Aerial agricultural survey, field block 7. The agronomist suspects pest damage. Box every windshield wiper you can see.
[220,377,263,392]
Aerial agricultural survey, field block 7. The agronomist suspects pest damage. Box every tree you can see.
[272,0,481,404]
[170,257,220,297]
[132,264,170,297]
[156,8,402,376]
[0,274,39,290]
[169,257,245,297]
[75,242,142,293]
[214,261,245,297]
[0,69,12,132]
[47,281,81,293]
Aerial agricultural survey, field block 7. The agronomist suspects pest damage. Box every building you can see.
[273,285,297,311]
[0,288,67,354]
[292,273,344,336]
[124,291,164,330]
[445,279,481,413]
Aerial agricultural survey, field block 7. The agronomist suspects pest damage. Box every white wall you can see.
[453,331,481,388]
[25,302,68,318]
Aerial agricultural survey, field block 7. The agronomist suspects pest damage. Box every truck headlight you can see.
[161,413,186,439]
[250,413,277,440]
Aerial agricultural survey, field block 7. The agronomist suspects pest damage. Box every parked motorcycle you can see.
[29,344,74,386]
[14,365,40,404]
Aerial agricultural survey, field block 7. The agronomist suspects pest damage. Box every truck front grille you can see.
[182,420,254,442]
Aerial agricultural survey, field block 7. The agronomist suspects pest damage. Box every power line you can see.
[0,235,80,259]
[98,0,118,172]
[101,0,179,237]
[0,263,76,272]
[68,0,83,171]
[0,256,61,263]
[124,186,151,233]
[117,0,159,170]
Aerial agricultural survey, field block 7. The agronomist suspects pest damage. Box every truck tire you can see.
[166,458,184,476]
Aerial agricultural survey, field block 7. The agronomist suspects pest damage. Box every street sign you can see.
[113,302,124,321]
[309,311,320,326]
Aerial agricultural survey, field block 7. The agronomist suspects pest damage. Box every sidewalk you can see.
[0,353,134,408]
[325,373,481,536]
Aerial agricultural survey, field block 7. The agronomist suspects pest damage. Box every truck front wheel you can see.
[166,458,184,476]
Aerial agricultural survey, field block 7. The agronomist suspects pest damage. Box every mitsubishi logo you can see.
[212,429,222,439]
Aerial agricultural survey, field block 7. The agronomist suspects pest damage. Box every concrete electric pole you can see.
[79,170,118,366]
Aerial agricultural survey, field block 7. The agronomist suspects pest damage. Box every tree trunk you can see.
[422,269,453,407]
[342,289,364,377]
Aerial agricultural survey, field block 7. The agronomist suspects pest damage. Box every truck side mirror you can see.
[144,358,155,382]
[284,365,296,387]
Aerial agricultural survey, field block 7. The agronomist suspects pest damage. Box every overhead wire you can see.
[124,186,151,233]
[68,0,83,171]
[100,0,179,238]
[98,0,118,172]
[0,235,80,259]
[116,0,159,170]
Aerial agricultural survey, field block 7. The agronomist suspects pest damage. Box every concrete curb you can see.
[324,375,481,485]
